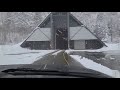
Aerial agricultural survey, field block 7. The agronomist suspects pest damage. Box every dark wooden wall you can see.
[85,40,103,49]
[52,12,68,49]
[21,41,50,50]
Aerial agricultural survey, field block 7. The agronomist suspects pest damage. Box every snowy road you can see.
[0,50,117,78]
[0,42,120,78]
[31,50,120,78]
[33,50,84,68]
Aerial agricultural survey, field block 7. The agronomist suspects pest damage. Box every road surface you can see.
[0,50,113,78]
[32,50,85,69]
[0,50,85,72]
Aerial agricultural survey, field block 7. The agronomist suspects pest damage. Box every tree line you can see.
[0,12,120,45]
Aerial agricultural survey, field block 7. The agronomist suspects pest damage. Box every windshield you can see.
[0,12,120,78]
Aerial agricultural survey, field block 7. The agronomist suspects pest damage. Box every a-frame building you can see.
[21,12,107,50]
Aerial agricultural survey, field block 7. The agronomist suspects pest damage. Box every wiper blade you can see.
[2,68,69,75]
[2,68,111,78]
[2,68,62,74]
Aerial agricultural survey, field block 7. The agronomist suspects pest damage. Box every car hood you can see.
[0,64,112,78]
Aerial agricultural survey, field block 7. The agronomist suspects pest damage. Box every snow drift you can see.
[0,43,55,65]
[70,55,120,78]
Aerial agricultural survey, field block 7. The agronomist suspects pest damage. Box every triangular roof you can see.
[26,27,51,41]
[69,13,107,47]
[21,27,51,47]
[70,26,97,40]
[39,12,83,28]
[21,12,107,47]
[39,13,51,28]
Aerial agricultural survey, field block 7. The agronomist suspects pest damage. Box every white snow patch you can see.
[52,50,63,56]
[65,50,71,54]
[110,57,115,60]
[99,43,120,51]
[66,43,120,54]
[0,43,55,65]
[70,55,120,78]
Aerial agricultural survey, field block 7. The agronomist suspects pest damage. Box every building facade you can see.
[21,12,107,50]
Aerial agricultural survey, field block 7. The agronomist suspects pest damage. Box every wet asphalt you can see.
[32,50,85,69]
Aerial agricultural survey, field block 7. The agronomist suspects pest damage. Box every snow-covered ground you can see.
[52,50,63,56]
[70,55,120,78]
[100,43,120,51]
[0,43,55,65]
[66,43,120,54]
[0,42,120,78]
[0,42,119,65]
[66,43,120,78]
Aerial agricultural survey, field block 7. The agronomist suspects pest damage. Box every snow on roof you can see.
[70,27,97,40]
[27,27,51,41]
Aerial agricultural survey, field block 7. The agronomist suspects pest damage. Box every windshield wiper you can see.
[2,68,111,78]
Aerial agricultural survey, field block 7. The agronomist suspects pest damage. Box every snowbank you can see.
[66,43,120,54]
[70,55,120,78]
[0,44,55,65]
[100,43,120,51]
